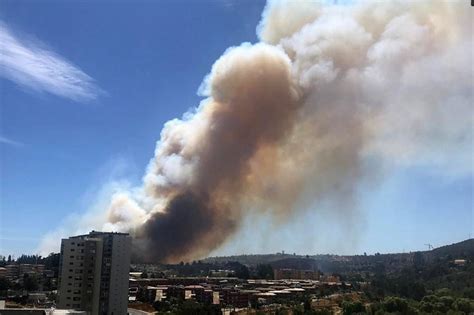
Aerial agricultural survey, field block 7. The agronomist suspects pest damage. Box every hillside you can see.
[203,238,474,272]
[430,238,474,259]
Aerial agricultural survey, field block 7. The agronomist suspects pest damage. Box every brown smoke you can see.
[96,0,471,263]
[130,44,299,262]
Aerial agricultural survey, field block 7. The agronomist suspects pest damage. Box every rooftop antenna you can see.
[424,243,433,250]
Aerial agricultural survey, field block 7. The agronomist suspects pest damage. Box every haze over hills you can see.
[201,239,474,270]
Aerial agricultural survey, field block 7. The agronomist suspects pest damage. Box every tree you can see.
[313,310,332,315]
[234,263,250,279]
[47,291,57,303]
[44,253,60,270]
[342,301,365,315]
[413,252,425,270]
[0,277,11,291]
[304,298,311,312]
[463,287,474,299]
[435,288,452,297]
[453,298,473,314]
[23,274,39,291]
[7,255,11,263]
[43,277,54,291]
[136,287,147,302]
[256,264,274,280]
[383,296,408,313]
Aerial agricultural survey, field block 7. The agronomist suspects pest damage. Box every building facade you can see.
[5,264,19,280]
[273,268,320,280]
[57,231,131,315]
[20,264,45,276]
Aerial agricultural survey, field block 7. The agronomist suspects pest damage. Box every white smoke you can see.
[260,0,472,175]
[38,180,134,254]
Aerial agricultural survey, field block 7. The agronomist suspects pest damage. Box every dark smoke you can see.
[130,44,298,262]
[137,191,237,262]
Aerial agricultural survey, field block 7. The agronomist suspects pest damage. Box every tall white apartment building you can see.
[57,231,131,315]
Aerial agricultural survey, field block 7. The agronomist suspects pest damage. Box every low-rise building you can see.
[19,264,45,276]
[5,265,19,280]
[321,274,340,283]
[274,268,320,280]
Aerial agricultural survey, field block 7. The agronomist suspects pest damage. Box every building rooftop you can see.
[66,230,130,239]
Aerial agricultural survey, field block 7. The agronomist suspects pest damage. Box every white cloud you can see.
[0,22,103,102]
[0,135,24,147]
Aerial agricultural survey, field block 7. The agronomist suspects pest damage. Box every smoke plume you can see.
[44,1,472,262]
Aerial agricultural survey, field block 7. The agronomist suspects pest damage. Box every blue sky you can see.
[0,0,472,257]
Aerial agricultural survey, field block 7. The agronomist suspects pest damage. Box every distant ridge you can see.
[430,238,474,258]
[203,238,474,267]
